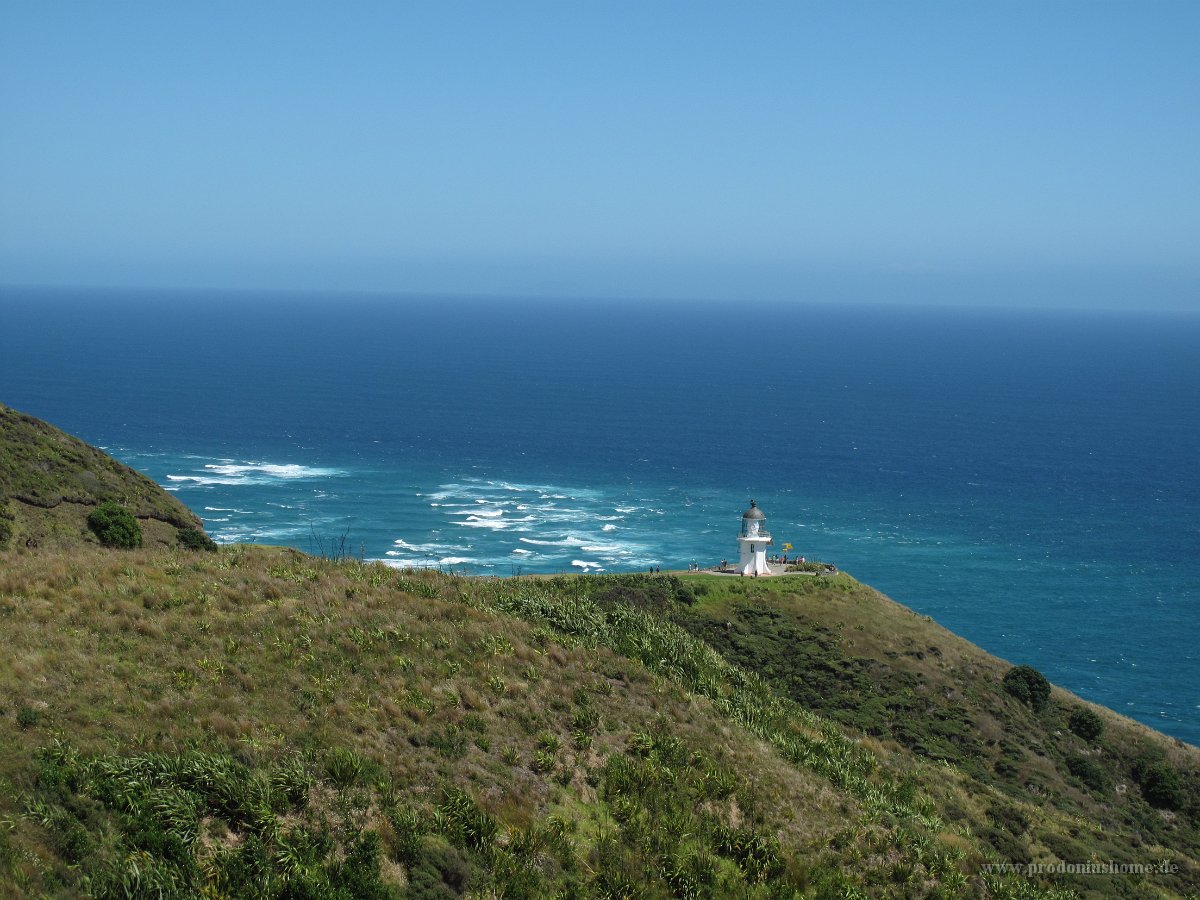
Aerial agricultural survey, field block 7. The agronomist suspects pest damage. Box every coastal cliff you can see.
[0,407,1196,897]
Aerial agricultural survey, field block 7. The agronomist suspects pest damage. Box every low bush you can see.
[1132,753,1185,810]
[1065,755,1108,792]
[324,747,366,788]
[87,501,142,549]
[1068,707,1104,741]
[177,526,217,552]
[407,836,473,899]
[0,504,13,548]
[1002,665,1051,712]
[981,825,1025,861]
[988,803,1029,836]
[24,744,403,897]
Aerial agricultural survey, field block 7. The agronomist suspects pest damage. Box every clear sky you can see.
[1,1,1197,307]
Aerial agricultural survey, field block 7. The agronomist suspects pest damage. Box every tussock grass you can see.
[0,547,847,895]
[0,547,1194,896]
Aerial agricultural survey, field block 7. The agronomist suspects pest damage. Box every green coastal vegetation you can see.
[0,404,206,553]
[1,405,1198,898]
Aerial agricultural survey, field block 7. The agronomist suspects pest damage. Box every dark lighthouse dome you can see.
[742,500,766,520]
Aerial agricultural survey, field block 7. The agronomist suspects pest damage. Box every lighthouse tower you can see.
[737,500,772,576]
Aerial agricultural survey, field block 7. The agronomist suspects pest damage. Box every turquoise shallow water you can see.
[2,288,1197,744]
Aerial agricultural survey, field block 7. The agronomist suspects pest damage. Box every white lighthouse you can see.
[737,500,772,576]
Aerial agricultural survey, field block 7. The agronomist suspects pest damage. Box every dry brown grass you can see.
[2,545,1197,896]
[0,543,863,892]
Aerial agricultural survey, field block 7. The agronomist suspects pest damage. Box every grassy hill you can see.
[0,403,207,551]
[592,573,1200,893]
[1,550,1197,897]
[0,410,1197,897]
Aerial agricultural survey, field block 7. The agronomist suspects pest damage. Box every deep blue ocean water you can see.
[2,287,1198,745]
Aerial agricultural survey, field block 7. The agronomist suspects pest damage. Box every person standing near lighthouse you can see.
[737,500,772,576]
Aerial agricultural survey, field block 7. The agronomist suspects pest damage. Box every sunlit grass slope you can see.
[1,404,1196,898]
[0,543,1196,898]
[0,403,205,550]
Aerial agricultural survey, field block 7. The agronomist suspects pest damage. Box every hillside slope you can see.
[594,573,1200,893]
[1,420,1196,897]
[0,545,1197,898]
[0,403,207,550]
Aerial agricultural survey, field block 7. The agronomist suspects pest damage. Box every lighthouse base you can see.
[737,541,770,576]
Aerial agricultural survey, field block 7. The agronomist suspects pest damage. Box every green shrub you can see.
[324,747,365,788]
[1132,754,1184,810]
[87,501,142,548]
[425,725,467,760]
[1002,665,1050,712]
[0,827,19,875]
[176,526,217,552]
[332,831,395,899]
[988,803,1028,836]
[269,754,313,807]
[16,705,40,729]
[1068,707,1104,742]
[1065,755,1108,792]
[0,504,13,548]
[407,836,472,899]
[981,825,1025,861]
[438,788,497,853]
[387,808,427,865]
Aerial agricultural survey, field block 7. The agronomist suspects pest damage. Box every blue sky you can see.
[1,2,1197,307]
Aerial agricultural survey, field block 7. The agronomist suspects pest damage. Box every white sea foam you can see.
[572,560,604,571]
[471,508,505,518]
[580,544,625,554]
[518,507,591,527]
[392,538,458,553]
[454,516,513,530]
[491,479,597,496]
[511,548,533,555]
[167,474,241,485]
[205,463,342,479]
[209,525,300,542]
[601,524,617,532]
[518,536,585,547]
[377,558,442,569]
[168,461,343,488]
[375,555,482,570]
[626,557,661,568]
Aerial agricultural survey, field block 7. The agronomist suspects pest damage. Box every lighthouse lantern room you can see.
[737,500,772,576]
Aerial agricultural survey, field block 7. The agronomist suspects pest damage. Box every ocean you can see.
[2,287,1198,745]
